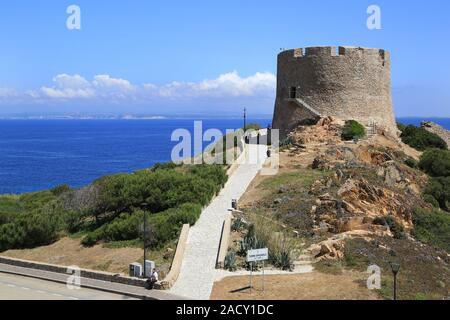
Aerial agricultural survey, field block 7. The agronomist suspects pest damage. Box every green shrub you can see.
[400,125,447,151]
[62,210,85,233]
[279,137,294,151]
[373,216,406,239]
[269,233,294,271]
[244,123,262,131]
[0,162,225,252]
[231,217,245,232]
[341,120,366,141]
[239,234,267,256]
[82,203,202,248]
[424,177,450,211]
[397,123,407,133]
[423,194,440,208]
[0,201,66,251]
[50,184,71,196]
[271,249,293,271]
[419,149,450,177]
[224,250,237,271]
[404,157,419,169]
[412,208,450,252]
[238,219,296,271]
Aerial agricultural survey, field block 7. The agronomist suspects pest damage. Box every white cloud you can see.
[41,87,95,99]
[41,74,95,99]
[1,71,276,104]
[143,71,276,99]
[93,75,135,93]
[53,74,91,89]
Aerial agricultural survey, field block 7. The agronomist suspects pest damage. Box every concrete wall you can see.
[0,256,147,287]
[215,213,232,269]
[159,224,190,289]
[273,46,397,139]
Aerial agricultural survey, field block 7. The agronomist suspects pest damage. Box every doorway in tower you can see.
[289,86,297,99]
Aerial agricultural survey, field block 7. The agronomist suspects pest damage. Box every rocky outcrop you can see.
[285,117,430,240]
[289,116,344,146]
[421,121,450,148]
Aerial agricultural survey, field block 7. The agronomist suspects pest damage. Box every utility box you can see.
[231,199,238,210]
[144,260,156,278]
[129,262,142,278]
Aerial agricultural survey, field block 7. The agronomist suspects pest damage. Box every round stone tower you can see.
[272,46,397,139]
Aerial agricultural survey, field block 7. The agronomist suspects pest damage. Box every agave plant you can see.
[231,217,244,232]
[224,250,237,271]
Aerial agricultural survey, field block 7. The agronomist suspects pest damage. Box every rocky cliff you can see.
[421,121,450,147]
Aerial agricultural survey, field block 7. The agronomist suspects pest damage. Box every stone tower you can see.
[272,46,397,139]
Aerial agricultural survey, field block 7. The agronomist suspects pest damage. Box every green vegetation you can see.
[341,120,366,141]
[398,124,447,151]
[404,157,419,169]
[423,194,440,208]
[0,163,227,252]
[373,216,406,239]
[237,218,295,271]
[418,149,450,177]
[244,123,262,131]
[412,208,450,252]
[224,250,237,272]
[423,177,450,211]
[417,149,450,211]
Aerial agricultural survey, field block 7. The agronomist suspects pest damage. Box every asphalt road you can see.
[0,273,137,300]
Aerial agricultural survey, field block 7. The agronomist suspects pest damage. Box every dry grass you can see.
[211,271,380,300]
[1,237,143,274]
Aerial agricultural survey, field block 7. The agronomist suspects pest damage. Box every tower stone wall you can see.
[272,46,397,139]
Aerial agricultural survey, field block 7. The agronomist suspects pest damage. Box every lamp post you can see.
[244,108,247,131]
[390,262,400,300]
[142,203,148,279]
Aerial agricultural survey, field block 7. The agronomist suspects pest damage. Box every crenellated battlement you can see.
[279,46,389,62]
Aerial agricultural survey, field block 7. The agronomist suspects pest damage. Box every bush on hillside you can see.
[373,216,406,239]
[50,184,71,196]
[397,123,407,132]
[424,177,450,211]
[412,208,450,252]
[0,201,66,252]
[0,163,227,252]
[244,123,262,131]
[341,120,366,141]
[224,250,237,272]
[423,194,440,208]
[404,157,419,169]
[81,203,202,248]
[418,149,450,177]
[399,124,447,151]
[87,164,226,221]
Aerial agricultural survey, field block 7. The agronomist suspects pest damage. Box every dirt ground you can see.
[210,271,380,300]
[1,237,143,274]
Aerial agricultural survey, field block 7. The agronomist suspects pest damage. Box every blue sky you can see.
[0,0,449,117]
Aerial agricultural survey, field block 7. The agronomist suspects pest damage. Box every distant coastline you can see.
[397,117,450,129]
[0,114,449,124]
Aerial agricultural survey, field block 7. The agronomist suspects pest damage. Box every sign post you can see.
[246,248,269,294]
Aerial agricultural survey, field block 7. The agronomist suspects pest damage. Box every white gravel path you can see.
[170,144,268,300]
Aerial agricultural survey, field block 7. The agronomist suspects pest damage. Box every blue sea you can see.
[0,117,448,195]
[0,118,271,194]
